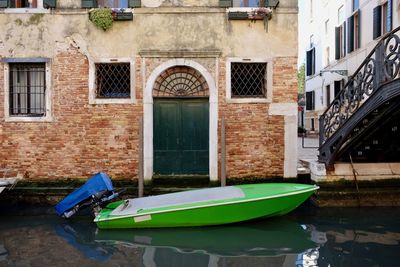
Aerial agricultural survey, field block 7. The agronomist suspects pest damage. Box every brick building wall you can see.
[0,47,141,179]
[0,49,297,180]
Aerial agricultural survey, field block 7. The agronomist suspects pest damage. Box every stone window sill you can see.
[5,115,53,123]
[226,98,270,104]
[3,8,50,14]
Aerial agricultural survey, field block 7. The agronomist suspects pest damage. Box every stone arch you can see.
[143,59,218,181]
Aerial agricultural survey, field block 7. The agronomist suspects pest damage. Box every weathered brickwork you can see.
[0,50,296,180]
[0,47,141,179]
[217,58,296,178]
[272,57,298,103]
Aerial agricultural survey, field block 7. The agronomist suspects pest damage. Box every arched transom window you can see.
[153,66,209,97]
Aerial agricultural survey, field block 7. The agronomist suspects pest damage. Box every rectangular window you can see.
[9,0,38,8]
[9,63,46,116]
[326,84,331,106]
[373,1,392,39]
[306,47,315,76]
[232,0,265,7]
[335,22,346,60]
[306,91,315,111]
[334,80,341,97]
[230,62,267,98]
[348,10,361,53]
[382,2,388,33]
[311,118,315,131]
[353,0,359,11]
[95,63,130,98]
[97,0,128,8]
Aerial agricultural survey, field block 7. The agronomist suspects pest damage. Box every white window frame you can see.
[88,58,136,105]
[225,57,273,104]
[4,0,51,14]
[3,60,52,122]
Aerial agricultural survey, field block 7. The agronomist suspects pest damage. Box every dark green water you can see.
[0,206,399,267]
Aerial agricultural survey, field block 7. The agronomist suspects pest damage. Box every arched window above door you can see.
[153,66,209,97]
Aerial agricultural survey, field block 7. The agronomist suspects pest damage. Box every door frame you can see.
[143,59,218,181]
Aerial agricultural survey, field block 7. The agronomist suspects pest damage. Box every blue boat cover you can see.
[55,172,114,216]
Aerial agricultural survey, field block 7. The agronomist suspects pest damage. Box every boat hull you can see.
[95,184,317,229]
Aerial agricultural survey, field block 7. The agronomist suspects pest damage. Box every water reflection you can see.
[0,216,323,266]
[1,208,399,266]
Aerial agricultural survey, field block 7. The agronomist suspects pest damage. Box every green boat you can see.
[94,183,318,229]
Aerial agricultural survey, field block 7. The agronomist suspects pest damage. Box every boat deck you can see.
[109,183,317,217]
[111,186,245,216]
[0,168,20,195]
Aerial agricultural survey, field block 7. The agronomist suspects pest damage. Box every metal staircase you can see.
[319,26,400,167]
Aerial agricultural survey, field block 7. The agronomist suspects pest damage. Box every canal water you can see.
[0,206,399,267]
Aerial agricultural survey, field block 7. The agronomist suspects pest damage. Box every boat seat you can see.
[110,186,245,216]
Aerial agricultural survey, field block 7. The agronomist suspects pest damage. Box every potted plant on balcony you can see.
[89,8,114,31]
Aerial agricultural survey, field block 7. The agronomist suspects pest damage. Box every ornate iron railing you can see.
[319,26,400,148]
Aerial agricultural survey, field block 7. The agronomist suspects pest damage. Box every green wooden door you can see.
[154,99,209,175]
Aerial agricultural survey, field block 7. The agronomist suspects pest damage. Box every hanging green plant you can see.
[89,8,113,31]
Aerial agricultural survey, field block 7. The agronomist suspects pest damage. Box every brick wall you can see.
[0,47,141,179]
[0,50,297,180]
[218,57,297,178]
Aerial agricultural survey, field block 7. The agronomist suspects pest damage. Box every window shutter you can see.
[334,80,341,97]
[265,0,279,8]
[335,26,340,60]
[0,0,9,8]
[357,10,361,48]
[43,0,56,8]
[343,21,346,57]
[312,91,315,110]
[306,49,312,76]
[306,91,312,110]
[128,0,141,8]
[219,0,232,7]
[373,6,382,39]
[311,47,315,75]
[82,0,97,8]
[387,0,392,32]
[347,16,354,53]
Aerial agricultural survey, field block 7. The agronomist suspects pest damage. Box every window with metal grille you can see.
[231,63,267,98]
[9,63,46,117]
[95,63,130,98]
[153,66,209,97]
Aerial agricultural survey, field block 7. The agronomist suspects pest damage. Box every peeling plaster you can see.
[0,4,297,60]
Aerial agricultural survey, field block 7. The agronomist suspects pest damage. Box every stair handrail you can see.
[319,26,400,147]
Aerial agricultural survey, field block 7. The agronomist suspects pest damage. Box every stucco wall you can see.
[0,6,297,59]
[0,1,298,180]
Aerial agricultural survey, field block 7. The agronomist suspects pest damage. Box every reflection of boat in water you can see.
[0,215,326,266]
[95,218,319,257]
[0,243,8,262]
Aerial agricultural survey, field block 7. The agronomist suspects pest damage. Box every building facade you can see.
[302,0,399,134]
[0,0,298,182]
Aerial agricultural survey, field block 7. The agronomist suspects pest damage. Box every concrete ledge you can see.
[310,162,400,182]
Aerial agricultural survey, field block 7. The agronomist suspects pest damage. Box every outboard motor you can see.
[55,172,122,218]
